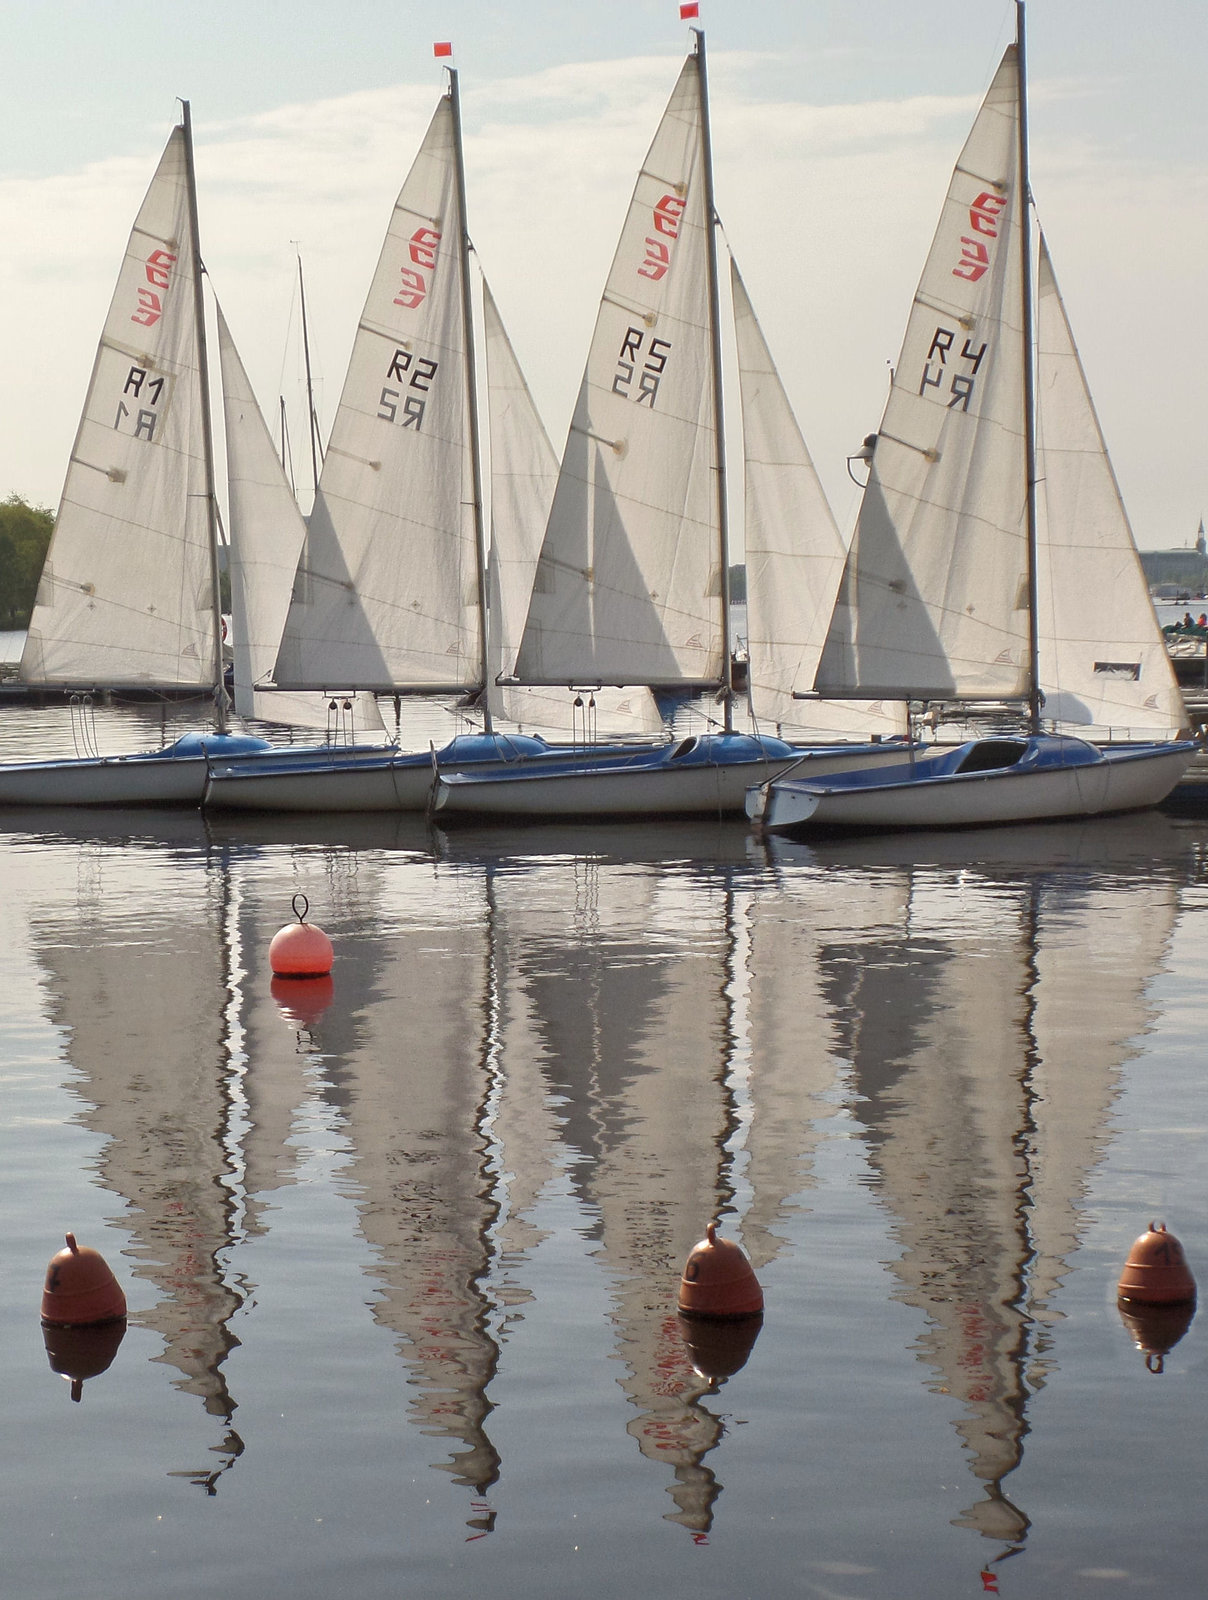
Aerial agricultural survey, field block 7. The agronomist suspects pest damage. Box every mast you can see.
[447,64,494,734]
[297,252,321,498]
[181,99,229,733]
[1016,0,1041,733]
[692,27,734,732]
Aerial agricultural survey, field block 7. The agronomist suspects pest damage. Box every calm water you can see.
[2,706,1208,1598]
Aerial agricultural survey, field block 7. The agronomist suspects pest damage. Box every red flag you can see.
[679,2,699,17]
[433,41,453,57]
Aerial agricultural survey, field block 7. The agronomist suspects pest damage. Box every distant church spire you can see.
[1198,518,1206,557]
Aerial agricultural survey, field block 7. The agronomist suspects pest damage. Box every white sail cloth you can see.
[274,96,479,693]
[515,54,723,689]
[218,304,383,732]
[1033,237,1185,738]
[816,47,1028,701]
[482,283,664,738]
[732,263,905,740]
[21,127,216,689]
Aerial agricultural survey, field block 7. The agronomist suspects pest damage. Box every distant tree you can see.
[0,495,54,629]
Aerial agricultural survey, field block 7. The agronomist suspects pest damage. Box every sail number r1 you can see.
[113,363,168,441]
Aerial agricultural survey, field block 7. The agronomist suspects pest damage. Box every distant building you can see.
[1140,519,1208,597]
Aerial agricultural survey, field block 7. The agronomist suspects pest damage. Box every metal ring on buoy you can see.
[292,893,309,923]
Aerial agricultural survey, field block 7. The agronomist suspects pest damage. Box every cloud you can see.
[1,51,1204,549]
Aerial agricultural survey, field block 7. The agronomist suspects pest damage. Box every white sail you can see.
[218,304,383,732]
[514,53,722,689]
[481,283,665,738]
[816,48,1029,701]
[21,126,215,689]
[732,263,906,740]
[1034,236,1185,738]
[274,95,478,693]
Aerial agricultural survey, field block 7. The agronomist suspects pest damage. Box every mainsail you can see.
[816,47,1029,701]
[732,263,905,739]
[514,52,723,689]
[21,126,216,689]
[274,95,478,693]
[481,283,664,737]
[218,304,384,730]
[1033,236,1185,738]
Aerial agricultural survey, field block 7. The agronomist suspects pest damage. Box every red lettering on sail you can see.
[131,248,177,327]
[953,192,1006,282]
[639,193,685,281]
[395,227,442,309]
[953,237,990,283]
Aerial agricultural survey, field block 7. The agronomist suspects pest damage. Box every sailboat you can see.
[748,2,1197,836]
[202,63,666,815]
[432,29,910,825]
[0,107,273,805]
[217,293,386,739]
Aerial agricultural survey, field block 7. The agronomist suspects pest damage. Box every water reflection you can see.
[789,817,1184,1561]
[8,800,1203,1567]
[30,836,247,1491]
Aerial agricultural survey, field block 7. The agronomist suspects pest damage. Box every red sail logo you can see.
[394,226,442,311]
[639,193,686,283]
[130,248,177,328]
[953,191,1007,284]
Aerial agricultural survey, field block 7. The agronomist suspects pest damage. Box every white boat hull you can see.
[0,753,210,807]
[204,753,436,813]
[434,740,912,821]
[753,739,1198,835]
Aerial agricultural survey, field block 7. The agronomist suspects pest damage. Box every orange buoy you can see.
[41,1233,127,1328]
[1117,1221,1196,1306]
[43,1320,127,1402]
[269,893,333,978]
[677,1222,764,1321]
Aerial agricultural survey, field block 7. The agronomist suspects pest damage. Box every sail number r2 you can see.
[378,348,439,430]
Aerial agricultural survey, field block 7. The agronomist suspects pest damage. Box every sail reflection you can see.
[31,836,247,1492]
[802,830,1180,1553]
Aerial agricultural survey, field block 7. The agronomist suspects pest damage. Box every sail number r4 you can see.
[920,327,987,413]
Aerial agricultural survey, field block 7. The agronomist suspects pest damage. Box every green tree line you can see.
[0,495,53,630]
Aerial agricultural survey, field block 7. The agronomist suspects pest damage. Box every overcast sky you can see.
[1,0,1204,550]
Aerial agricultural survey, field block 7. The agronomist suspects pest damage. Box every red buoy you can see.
[678,1222,764,1320]
[1117,1221,1196,1306]
[41,1233,127,1328]
[269,893,333,978]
